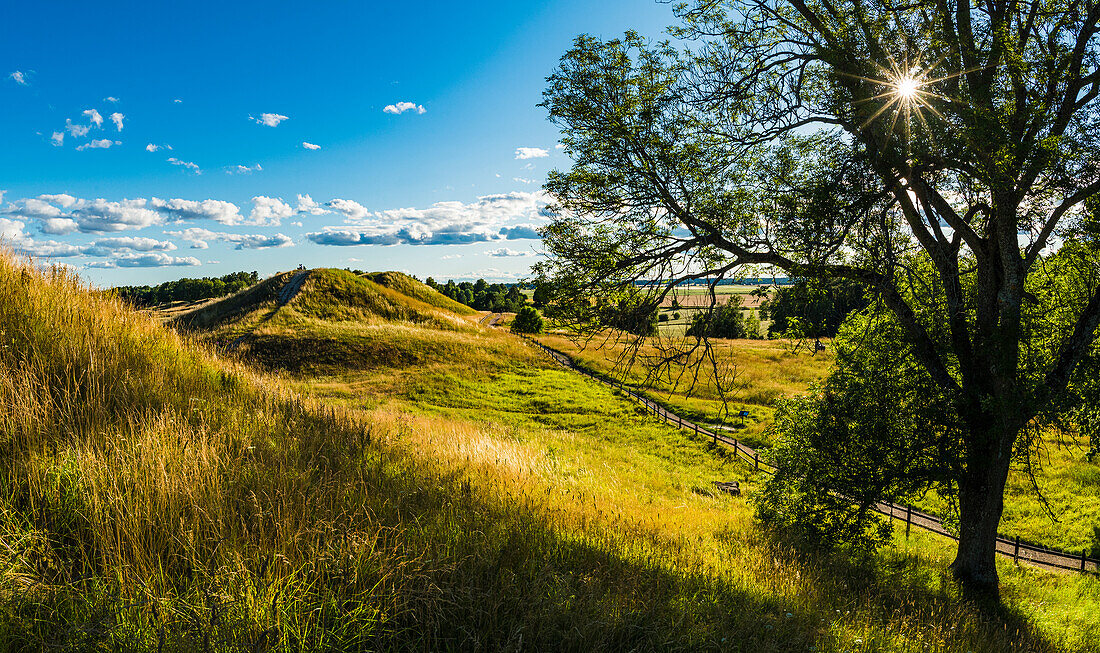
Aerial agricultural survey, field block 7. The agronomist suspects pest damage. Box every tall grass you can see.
[0,253,1097,651]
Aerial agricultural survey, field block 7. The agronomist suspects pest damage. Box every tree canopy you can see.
[537,0,1100,596]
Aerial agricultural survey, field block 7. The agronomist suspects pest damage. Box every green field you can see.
[3,258,1098,651]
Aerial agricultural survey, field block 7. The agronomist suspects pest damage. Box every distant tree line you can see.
[113,271,260,307]
[424,278,527,313]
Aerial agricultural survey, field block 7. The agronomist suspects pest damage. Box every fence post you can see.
[905,505,912,539]
[1014,536,1020,564]
[1084,550,1089,573]
[754,452,759,470]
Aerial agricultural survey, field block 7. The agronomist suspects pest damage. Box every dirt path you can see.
[277,270,309,306]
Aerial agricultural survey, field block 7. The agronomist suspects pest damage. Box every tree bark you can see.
[950,426,1014,598]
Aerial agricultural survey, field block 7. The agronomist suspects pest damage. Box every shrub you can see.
[511,306,544,334]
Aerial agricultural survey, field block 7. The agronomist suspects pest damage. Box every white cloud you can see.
[326,198,370,222]
[383,101,426,115]
[555,143,565,149]
[486,247,534,257]
[88,252,201,268]
[250,113,288,127]
[302,141,321,150]
[227,163,262,175]
[104,96,119,103]
[0,217,25,240]
[167,227,293,250]
[71,198,162,233]
[40,218,79,235]
[65,119,91,138]
[109,112,124,131]
[513,177,535,185]
[6,198,64,220]
[173,98,182,103]
[440,253,463,260]
[83,109,104,128]
[167,157,201,174]
[38,194,78,208]
[307,191,550,247]
[15,238,86,258]
[247,196,295,226]
[150,198,242,224]
[50,132,64,147]
[296,194,328,215]
[76,139,119,151]
[145,143,171,152]
[515,147,549,160]
[9,71,27,85]
[83,236,177,257]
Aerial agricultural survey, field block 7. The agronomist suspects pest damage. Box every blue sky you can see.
[0,0,677,286]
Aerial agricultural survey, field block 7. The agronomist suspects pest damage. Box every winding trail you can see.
[523,335,1100,575]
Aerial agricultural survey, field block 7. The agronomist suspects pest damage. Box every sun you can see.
[895,76,920,100]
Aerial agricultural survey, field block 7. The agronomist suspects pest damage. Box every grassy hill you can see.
[2,253,1098,651]
[172,268,487,374]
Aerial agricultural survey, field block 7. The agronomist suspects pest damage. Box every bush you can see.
[511,306,544,334]
[658,313,669,322]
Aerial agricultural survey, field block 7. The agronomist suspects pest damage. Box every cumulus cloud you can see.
[145,143,171,152]
[9,71,27,85]
[383,101,426,115]
[555,143,565,149]
[0,217,25,240]
[83,236,177,257]
[40,218,79,235]
[167,157,201,173]
[250,113,288,127]
[326,198,370,222]
[38,194,78,208]
[498,224,542,240]
[167,227,293,250]
[76,139,119,151]
[150,198,242,225]
[70,198,162,233]
[109,112,124,131]
[51,132,64,147]
[486,247,533,257]
[296,194,328,215]
[65,119,91,138]
[515,147,548,160]
[104,96,119,103]
[248,196,295,226]
[302,141,321,150]
[307,191,550,247]
[15,239,87,258]
[513,177,535,185]
[83,109,104,128]
[227,163,262,175]
[6,198,65,220]
[88,252,201,268]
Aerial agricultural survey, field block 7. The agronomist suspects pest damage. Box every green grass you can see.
[3,252,1099,651]
[364,270,479,316]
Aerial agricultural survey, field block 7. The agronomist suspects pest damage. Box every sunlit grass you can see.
[1,252,1097,651]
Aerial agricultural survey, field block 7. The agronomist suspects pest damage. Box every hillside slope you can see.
[2,253,1097,652]
[174,268,490,373]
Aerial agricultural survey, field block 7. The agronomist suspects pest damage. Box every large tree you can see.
[536,0,1100,596]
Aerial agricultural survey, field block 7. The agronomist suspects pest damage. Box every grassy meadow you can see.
[1,255,1098,651]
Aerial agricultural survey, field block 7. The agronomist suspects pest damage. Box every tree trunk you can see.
[950,433,1014,599]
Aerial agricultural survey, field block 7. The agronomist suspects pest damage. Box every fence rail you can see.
[524,337,1099,575]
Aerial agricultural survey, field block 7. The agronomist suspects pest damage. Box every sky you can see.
[0,0,678,287]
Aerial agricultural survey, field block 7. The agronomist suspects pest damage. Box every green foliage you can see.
[755,309,962,551]
[685,297,760,339]
[365,270,478,315]
[764,278,868,338]
[510,306,544,334]
[113,270,259,306]
[427,278,527,313]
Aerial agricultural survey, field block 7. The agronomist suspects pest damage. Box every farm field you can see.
[2,258,1098,651]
